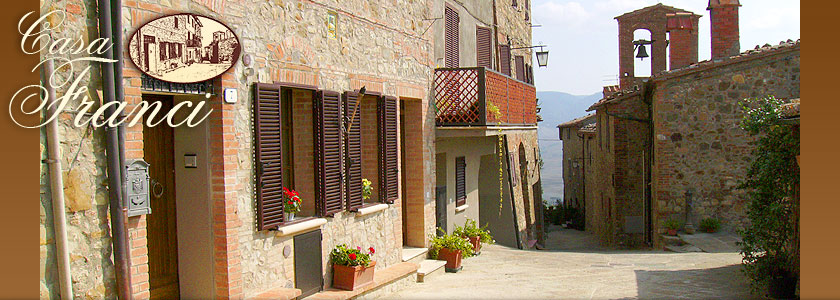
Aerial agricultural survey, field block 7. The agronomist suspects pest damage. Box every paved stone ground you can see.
[387,227,757,299]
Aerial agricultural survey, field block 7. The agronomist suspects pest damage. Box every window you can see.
[159,42,167,61]
[444,6,460,68]
[476,26,492,69]
[455,156,466,207]
[514,55,526,82]
[174,16,179,28]
[499,44,511,76]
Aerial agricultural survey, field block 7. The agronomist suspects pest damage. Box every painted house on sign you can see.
[40,1,437,299]
[432,0,544,249]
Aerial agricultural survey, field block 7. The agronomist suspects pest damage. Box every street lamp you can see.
[512,44,549,67]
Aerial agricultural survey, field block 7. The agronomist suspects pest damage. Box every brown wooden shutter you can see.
[500,45,511,76]
[378,96,399,203]
[476,26,492,69]
[314,90,345,216]
[445,6,460,68]
[254,83,285,230]
[515,55,526,82]
[455,156,466,207]
[343,92,364,211]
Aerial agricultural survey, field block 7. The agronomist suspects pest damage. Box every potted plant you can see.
[429,229,474,273]
[362,178,373,202]
[282,187,302,221]
[453,219,493,255]
[664,219,681,236]
[699,217,721,233]
[329,244,376,291]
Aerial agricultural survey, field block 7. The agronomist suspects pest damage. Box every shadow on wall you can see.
[632,265,757,299]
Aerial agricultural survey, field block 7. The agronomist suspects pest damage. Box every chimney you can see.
[708,0,741,60]
[666,12,700,70]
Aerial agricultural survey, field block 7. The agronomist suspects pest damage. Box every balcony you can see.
[434,67,537,127]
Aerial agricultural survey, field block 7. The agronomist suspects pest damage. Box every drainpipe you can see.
[98,0,133,298]
[43,60,73,300]
[111,0,127,201]
[492,0,501,71]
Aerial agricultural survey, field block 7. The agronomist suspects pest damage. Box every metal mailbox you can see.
[125,160,152,217]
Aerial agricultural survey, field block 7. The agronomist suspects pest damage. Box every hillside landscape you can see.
[536,91,602,205]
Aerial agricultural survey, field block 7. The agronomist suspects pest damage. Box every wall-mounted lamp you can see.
[633,39,653,60]
[511,44,550,67]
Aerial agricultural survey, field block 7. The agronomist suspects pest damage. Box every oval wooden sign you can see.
[128,13,241,83]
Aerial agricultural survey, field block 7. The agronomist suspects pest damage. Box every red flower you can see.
[287,200,293,205]
[283,187,291,196]
[356,246,362,251]
[349,253,357,260]
[369,247,375,254]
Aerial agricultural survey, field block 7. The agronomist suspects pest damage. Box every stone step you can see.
[401,247,429,265]
[661,234,685,246]
[416,259,447,283]
[664,244,704,253]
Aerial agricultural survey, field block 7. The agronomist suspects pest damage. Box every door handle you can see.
[150,178,164,199]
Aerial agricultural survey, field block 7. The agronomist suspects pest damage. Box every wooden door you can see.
[295,230,323,298]
[143,94,180,299]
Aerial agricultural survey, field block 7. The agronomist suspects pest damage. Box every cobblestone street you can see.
[388,227,756,299]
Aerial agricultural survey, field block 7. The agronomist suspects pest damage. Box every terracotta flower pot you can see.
[466,236,481,254]
[332,261,376,291]
[438,248,462,272]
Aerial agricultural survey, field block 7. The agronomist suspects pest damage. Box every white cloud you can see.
[533,1,590,27]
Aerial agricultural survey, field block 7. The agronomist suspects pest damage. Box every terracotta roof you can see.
[615,3,697,20]
[557,113,596,128]
[652,39,800,82]
[586,85,642,112]
[578,122,597,134]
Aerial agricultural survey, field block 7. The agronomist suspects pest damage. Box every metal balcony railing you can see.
[434,67,537,126]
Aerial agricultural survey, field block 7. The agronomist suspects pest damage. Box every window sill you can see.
[275,217,327,236]
[455,204,469,213]
[355,203,389,217]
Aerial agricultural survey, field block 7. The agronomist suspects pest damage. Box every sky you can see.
[530,0,801,95]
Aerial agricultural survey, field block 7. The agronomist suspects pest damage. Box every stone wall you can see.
[651,45,800,246]
[504,129,541,246]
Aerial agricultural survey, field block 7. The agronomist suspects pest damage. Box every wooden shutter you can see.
[515,55,526,82]
[254,83,285,230]
[378,96,399,203]
[476,26,492,69]
[314,90,345,216]
[343,92,364,211]
[444,6,460,68]
[455,156,466,207]
[500,45,511,76]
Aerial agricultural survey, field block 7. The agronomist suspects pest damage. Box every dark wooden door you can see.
[143,94,180,300]
[295,230,323,298]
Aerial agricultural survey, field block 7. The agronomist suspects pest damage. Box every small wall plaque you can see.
[224,88,237,104]
[184,154,198,168]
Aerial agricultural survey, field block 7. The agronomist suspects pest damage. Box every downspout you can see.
[111,0,127,205]
[492,0,501,71]
[43,60,73,300]
[97,0,133,298]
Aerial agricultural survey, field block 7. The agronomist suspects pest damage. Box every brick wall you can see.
[709,2,740,60]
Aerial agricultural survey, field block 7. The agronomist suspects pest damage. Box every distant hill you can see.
[536,91,602,204]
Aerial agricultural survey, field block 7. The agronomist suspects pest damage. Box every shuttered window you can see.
[315,90,345,216]
[343,92,364,211]
[455,156,466,207]
[476,26,492,69]
[444,6,460,68]
[515,55,526,82]
[499,44,511,76]
[378,96,399,203]
[254,83,285,230]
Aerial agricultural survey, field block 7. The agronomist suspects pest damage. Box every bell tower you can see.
[615,4,700,89]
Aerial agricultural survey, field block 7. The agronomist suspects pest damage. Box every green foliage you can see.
[737,96,799,293]
[362,178,373,201]
[429,228,474,259]
[329,244,374,267]
[664,219,682,230]
[544,204,584,230]
[453,218,494,244]
[699,217,721,233]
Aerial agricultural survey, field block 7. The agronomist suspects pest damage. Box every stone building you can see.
[432,0,543,249]
[39,0,438,299]
[131,14,204,75]
[578,1,800,248]
[556,114,595,212]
